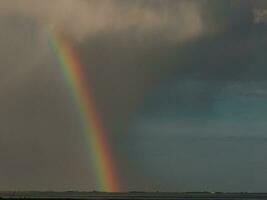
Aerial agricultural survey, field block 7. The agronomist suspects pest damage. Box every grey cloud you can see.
[0,15,48,92]
[254,9,267,24]
[0,0,204,41]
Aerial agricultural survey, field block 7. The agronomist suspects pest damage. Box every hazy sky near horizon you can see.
[0,0,267,192]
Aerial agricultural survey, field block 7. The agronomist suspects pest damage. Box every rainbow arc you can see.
[49,32,119,192]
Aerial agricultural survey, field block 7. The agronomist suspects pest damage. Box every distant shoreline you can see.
[1,191,267,200]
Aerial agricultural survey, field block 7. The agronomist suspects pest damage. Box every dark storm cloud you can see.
[128,79,267,191]
[0,0,266,192]
[120,1,267,191]
[0,0,207,191]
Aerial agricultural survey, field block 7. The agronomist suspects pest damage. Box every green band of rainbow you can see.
[48,32,119,192]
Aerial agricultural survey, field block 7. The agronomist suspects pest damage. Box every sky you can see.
[0,0,267,192]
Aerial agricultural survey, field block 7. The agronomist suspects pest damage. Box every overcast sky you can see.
[0,0,267,192]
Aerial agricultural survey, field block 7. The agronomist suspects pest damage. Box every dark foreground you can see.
[1,192,267,200]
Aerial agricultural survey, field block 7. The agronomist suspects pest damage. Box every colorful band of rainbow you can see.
[48,32,119,192]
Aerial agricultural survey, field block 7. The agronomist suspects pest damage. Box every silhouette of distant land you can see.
[1,191,267,199]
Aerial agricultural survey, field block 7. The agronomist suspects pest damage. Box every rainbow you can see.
[48,32,119,192]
